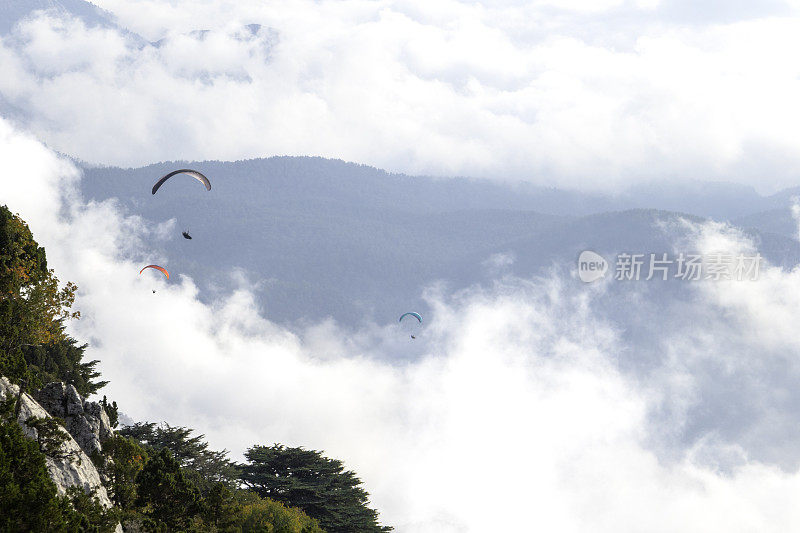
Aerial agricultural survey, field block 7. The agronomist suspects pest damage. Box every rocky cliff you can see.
[0,376,112,508]
[33,381,114,460]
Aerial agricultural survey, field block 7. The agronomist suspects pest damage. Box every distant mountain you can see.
[764,186,800,208]
[0,0,118,34]
[620,180,766,220]
[79,157,800,328]
[733,208,797,240]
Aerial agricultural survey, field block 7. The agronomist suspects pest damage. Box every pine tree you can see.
[240,444,392,533]
[135,448,204,530]
[120,422,239,492]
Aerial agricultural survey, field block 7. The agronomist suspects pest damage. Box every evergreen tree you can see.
[0,410,70,531]
[201,482,243,531]
[120,421,239,492]
[135,448,204,530]
[23,416,76,461]
[240,444,392,533]
[23,337,107,397]
[102,434,149,508]
[0,205,103,395]
[100,396,119,428]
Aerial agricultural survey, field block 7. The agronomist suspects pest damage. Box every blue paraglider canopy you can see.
[399,312,422,323]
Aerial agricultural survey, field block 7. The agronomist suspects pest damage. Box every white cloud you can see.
[6,118,800,530]
[482,251,515,273]
[1,2,800,191]
[791,197,800,242]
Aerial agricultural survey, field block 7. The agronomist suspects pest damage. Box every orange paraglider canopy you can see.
[139,265,169,279]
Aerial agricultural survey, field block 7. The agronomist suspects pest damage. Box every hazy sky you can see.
[1,0,800,191]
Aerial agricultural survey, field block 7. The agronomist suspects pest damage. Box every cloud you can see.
[482,251,515,274]
[6,117,800,530]
[2,2,800,191]
[791,197,800,241]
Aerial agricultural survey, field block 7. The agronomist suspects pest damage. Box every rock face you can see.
[0,376,112,508]
[33,382,113,459]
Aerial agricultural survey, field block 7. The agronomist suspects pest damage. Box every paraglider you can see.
[399,312,422,339]
[139,265,169,279]
[151,169,211,195]
[399,312,422,323]
[182,231,192,240]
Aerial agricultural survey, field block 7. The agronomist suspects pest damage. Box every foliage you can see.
[100,395,119,429]
[24,415,80,463]
[0,401,114,531]
[234,489,326,533]
[200,482,242,531]
[120,421,239,492]
[117,484,327,533]
[114,423,386,532]
[118,424,329,532]
[0,205,47,297]
[240,444,391,533]
[0,413,70,531]
[0,204,78,350]
[23,337,107,397]
[63,486,119,532]
[0,204,104,396]
[134,448,205,530]
[101,434,149,508]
